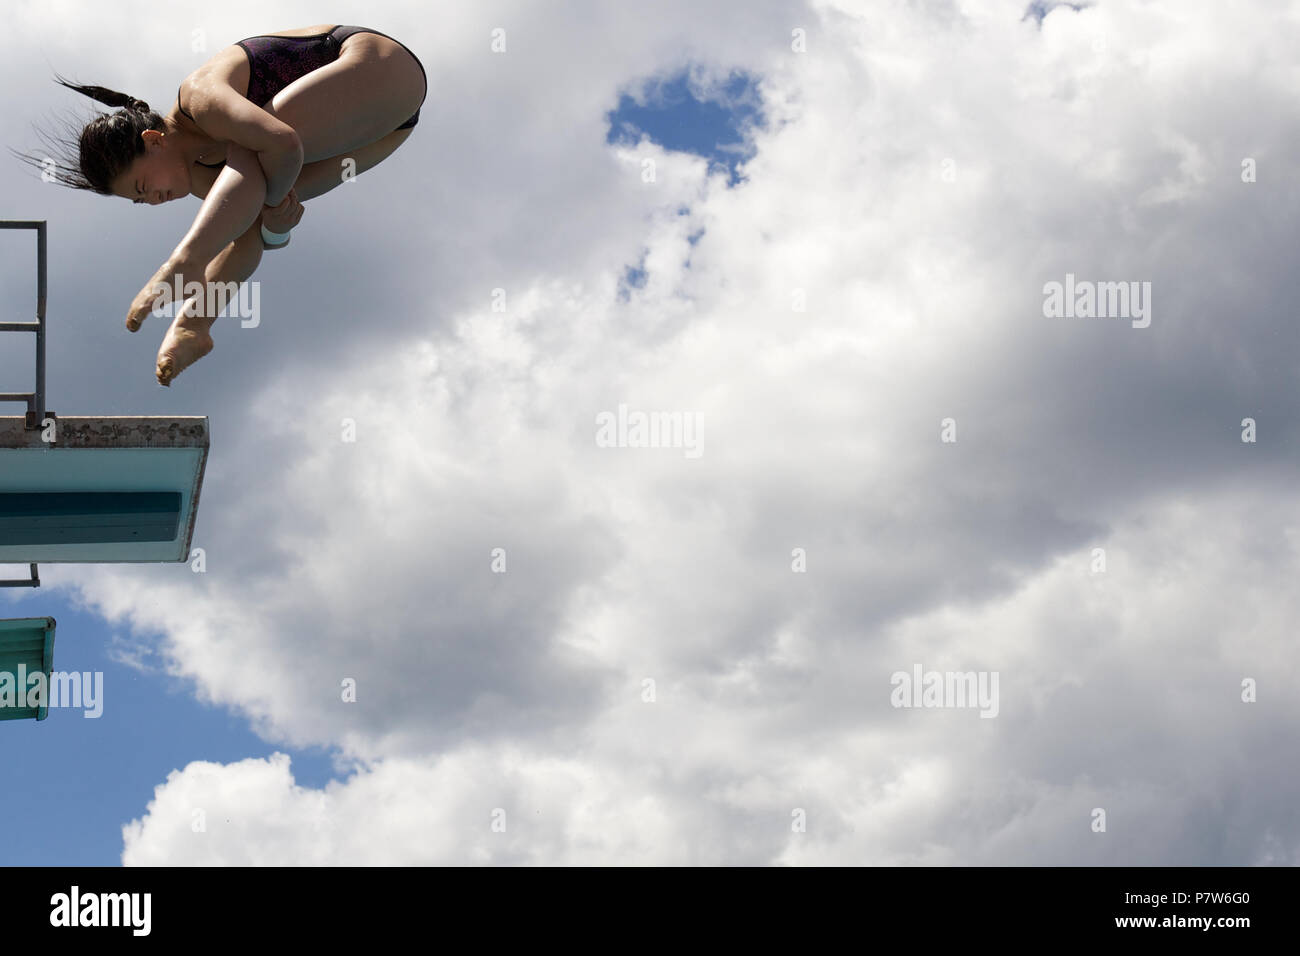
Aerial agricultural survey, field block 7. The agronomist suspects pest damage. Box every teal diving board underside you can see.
[0,416,208,564]
[0,492,182,544]
[0,617,56,721]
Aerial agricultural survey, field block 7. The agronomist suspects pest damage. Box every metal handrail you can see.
[1,221,48,586]
[0,565,39,588]
[0,220,47,429]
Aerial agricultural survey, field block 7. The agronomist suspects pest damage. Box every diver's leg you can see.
[259,32,425,162]
[291,127,415,201]
[204,218,265,291]
[154,218,264,384]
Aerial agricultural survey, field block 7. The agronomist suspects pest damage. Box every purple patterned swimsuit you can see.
[178,24,427,166]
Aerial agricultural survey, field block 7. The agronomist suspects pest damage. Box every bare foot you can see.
[155,308,214,387]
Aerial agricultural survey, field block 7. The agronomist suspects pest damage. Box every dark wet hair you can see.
[9,74,165,195]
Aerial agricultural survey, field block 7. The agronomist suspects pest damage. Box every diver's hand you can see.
[260,187,303,246]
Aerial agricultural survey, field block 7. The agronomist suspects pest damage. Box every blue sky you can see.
[0,597,340,865]
[606,71,762,186]
[606,71,759,297]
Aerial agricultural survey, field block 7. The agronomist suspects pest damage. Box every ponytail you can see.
[9,73,166,195]
[55,77,152,115]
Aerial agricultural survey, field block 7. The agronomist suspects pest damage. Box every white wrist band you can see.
[261,223,291,246]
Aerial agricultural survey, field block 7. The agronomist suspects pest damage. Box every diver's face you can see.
[110,130,189,204]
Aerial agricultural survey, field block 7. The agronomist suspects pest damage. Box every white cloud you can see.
[122,488,1300,865]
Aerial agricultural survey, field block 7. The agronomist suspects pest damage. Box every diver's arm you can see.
[171,144,269,268]
[179,81,303,205]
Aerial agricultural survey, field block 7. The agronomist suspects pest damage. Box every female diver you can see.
[20,24,427,385]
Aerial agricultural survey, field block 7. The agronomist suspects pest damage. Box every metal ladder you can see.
[0,220,49,587]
